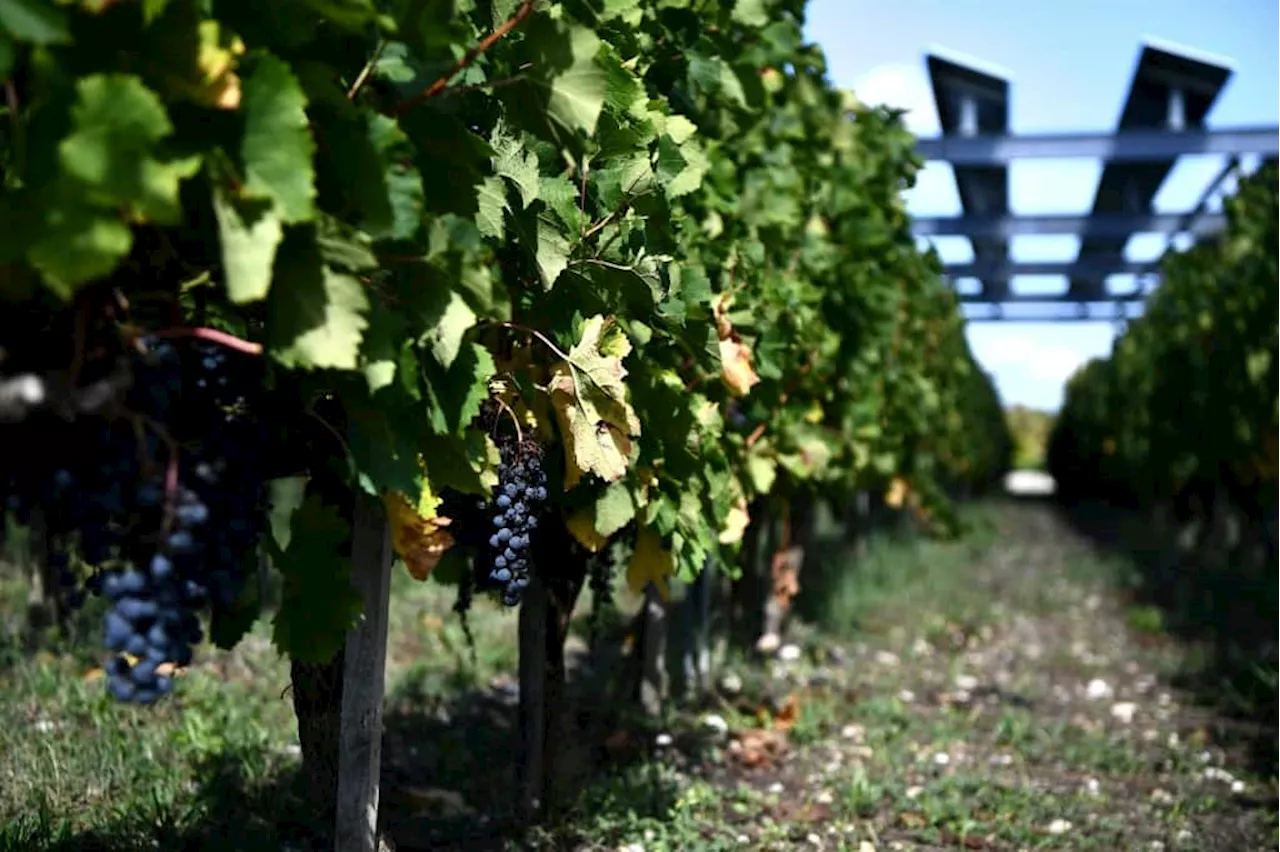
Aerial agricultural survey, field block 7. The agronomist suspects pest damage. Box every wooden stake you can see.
[335,492,395,852]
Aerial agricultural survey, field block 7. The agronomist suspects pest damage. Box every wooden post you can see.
[638,584,668,716]
[676,557,714,699]
[516,572,549,821]
[334,491,395,852]
[730,499,768,649]
[516,515,588,821]
[22,509,61,643]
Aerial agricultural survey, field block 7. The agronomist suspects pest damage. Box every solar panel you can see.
[925,51,1011,303]
[1069,40,1233,302]
[914,40,1275,320]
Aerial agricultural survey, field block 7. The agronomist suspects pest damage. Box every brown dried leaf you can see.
[732,728,788,768]
[769,546,803,611]
[712,292,760,396]
[772,693,801,731]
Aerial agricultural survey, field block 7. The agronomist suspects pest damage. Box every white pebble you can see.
[701,713,729,734]
[1047,818,1073,834]
[954,673,979,690]
[1085,679,1113,700]
[779,643,802,661]
[1110,701,1138,724]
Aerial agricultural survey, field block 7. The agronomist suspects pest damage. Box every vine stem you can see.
[151,326,263,356]
[4,79,22,177]
[132,414,182,536]
[347,39,387,100]
[493,395,525,445]
[389,0,535,116]
[493,320,573,364]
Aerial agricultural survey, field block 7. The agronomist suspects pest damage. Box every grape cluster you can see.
[0,334,269,704]
[481,440,548,607]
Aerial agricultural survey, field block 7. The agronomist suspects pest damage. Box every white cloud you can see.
[970,332,1091,384]
[849,63,940,135]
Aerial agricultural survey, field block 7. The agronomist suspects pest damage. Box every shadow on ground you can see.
[1048,496,1278,778]
[2,663,681,852]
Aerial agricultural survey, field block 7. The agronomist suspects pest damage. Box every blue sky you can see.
[801,0,1279,410]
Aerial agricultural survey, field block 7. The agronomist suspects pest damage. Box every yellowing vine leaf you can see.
[885,477,908,509]
[549,315,641,488]
[626,526,672,600]
[567,481,636,551]
[384,490,454,581]
[712,293,760,396]
[195,21,244,109]
[567,508,609,552]
[718,496,750,545]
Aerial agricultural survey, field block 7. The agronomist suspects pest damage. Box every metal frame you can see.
[915,211,1227,240]
[912,39,1279,319]
[913,126,1276,165]
[962,301,1145,323]
[946,259,1158,280]
[925,51,1012,304]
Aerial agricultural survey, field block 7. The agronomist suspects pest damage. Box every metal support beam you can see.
[1165,156,1241,253]
[914,211,1226,239]
[957,289,1147,304]
[1065,41,1232,304]
[925,51,1013,305]
[946,259,1158,278]
[1167,88,1187,131]
[962,302,1146,323]
[913,126,1279,165]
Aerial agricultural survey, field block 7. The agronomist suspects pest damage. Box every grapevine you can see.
[0,0,1009,727]
[1049,162,1278,515]
[0,303,269,703]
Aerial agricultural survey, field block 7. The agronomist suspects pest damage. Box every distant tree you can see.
[1005,406,1056,470]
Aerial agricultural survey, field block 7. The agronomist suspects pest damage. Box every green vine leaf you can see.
[59,74,202,225]
[0,0,70,44]
[212,188,284,304]
[240,52,316,224]
[267,230,370,370]
[270,494,364,665]
[26,198,133,298]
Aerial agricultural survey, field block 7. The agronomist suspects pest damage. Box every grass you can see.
[0,501,1275,851]
[0,566,523,850]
